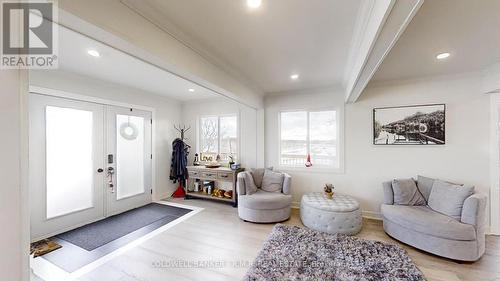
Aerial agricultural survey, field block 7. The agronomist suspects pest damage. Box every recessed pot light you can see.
[87,49,100,57]
[436,52,450,60]
[247,0,262,9]
[290,74,299,80]
[188,88,195,92]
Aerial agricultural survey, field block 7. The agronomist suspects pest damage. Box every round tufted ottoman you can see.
[300,192,362,235]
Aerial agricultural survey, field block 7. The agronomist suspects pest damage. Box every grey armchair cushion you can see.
[250,167,273,188]
[282,174,292,195]
[392,178,425,206]
[239,190,292,210]
[261,169,284,192]
[428,180,475,220]
[416,175,434,202]
[381,204,476,241]
[243,172,258,195]
[382,181,394,205]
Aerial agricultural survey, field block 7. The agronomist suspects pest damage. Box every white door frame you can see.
[29,86,158,202]
[489,93,500,235]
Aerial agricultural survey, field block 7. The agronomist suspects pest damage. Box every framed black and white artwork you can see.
[373,104,445,145]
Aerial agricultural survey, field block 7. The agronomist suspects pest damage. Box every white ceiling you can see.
[122,0,363,94]
[55,25,219,101]
[373,0,500,82]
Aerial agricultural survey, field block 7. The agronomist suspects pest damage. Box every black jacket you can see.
[169,138,189,183]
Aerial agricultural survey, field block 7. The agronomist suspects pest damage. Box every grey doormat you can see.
[245,224,425,281]
[57,203,191,251]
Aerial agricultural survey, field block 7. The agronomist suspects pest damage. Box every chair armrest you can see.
[236,172,249,196]
[461,193,487,227]
[382,181,394,205]
[282,173,292,195]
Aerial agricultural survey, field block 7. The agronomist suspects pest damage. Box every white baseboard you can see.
[291,201,382,220]
[487,226,500,236]
[362,211,382,220]
[154,192,171,201]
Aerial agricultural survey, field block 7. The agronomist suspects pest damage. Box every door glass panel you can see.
[46,106,94,218]
[116,114,145,200]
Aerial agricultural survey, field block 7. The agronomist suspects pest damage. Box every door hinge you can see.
[150,189,153,194]
[150,119,153,125]
[150,154,153,159]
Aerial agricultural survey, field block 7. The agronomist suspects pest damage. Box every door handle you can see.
[107,167,115,193]
[97,168,104,173]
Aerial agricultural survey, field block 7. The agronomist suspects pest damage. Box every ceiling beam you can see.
[344,0,424,103]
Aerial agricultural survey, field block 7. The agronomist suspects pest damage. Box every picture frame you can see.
[373,104,446,145]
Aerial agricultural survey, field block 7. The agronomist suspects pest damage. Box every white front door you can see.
[106,106,152,216]
[29,94,106,240]
[29,94,152,241]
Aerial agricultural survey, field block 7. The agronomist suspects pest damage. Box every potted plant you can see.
[324,183,334,199]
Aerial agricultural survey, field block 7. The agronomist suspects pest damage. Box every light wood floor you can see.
[74,199,499,281]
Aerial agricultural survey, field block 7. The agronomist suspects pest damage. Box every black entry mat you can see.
[57,203,192,251]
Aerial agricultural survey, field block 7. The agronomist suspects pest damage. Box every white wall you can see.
[489,93,500,233]
[0,69,29,280]
[181,98,258,169]
[265,74,491,224]
[30,70,183,200]
[482,61,500,94]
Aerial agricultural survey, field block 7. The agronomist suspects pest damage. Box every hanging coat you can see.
[170,138,189,183]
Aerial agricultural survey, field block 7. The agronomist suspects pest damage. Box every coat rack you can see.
[174,124,191,141]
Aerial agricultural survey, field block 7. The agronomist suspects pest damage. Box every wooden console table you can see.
[185,166,244,207]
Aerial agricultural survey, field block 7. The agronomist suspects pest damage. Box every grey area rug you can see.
[57,203,191,251]
[245,224,426,281]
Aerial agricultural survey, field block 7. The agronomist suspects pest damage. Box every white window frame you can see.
[197,113,240,163]
[278,108,343,173]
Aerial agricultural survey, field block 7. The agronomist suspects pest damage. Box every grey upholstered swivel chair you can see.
[237,170,292,223]
[381,177,487,261]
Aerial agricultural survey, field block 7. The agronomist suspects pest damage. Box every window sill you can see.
[278,166,344,174]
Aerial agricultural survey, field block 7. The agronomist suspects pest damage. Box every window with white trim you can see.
[279,110,338,168]
[199,115,238,162]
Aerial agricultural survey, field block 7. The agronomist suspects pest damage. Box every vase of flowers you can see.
[324,183,334,199]
[228,153,235,168]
